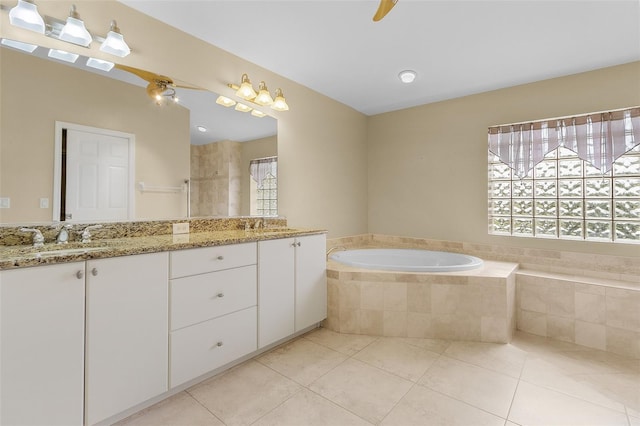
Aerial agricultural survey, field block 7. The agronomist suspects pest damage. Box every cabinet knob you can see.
[296,242,301,247]
[91,268,98,276]
[217,293,224,298]
[216,341,224,347]
[216,255,224,261]
[76,270,84,279]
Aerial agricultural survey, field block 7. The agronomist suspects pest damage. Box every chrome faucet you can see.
[20,228,45,248]
[326,246,347,259]
[52,223,73,244]
[79,224,103,243]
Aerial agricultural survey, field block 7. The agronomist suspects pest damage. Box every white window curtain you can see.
[488,107,640,178]
[249,156,277,187]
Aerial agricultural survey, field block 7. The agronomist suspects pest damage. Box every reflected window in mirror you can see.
[250,157,277,216]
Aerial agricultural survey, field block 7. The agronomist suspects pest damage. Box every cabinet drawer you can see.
[170,265,257,330]
[170,242,257,278]
[170,307,257,388]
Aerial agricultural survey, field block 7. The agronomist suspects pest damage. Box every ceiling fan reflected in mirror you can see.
[114,64,200,104]
[373,0,398,21]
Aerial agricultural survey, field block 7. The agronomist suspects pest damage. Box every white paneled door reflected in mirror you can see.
[0,40,277,225]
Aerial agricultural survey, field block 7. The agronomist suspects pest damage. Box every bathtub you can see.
[326,246,517,343]
[329,248,483,272]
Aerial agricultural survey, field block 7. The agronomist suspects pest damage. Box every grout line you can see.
[184,390,228,425]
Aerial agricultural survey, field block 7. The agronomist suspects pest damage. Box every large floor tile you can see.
[444,341,527,378]
[630,415,640,426]
[388,337,451,354]
[303,327,377,356]
[536,349,640,376]
[419,355,518,418]
[571,372,640,416]
[520,356,627,412]
[309,358,413,424]
[187,360,301,426]
[509,381,629,426]
[114,392,223,426]
[353,337,440,381]
[257,338,347,386]
[252,389,373,426]
[380,385,505,426]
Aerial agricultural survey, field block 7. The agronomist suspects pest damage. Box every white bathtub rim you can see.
[329,248,484,272]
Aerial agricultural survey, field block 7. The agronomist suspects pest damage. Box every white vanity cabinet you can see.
[0,262,85,426]
[169,243,258,388]
[258,234,327,348]
[84,253,169,426]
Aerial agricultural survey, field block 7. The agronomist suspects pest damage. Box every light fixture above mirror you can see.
[228,73,289,112]
[3,1,131,58]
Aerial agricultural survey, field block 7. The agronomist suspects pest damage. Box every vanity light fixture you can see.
[58,5,92,47]
[271,88,289,111]
[235,74,257,100]
[398,70,417,83]
[254,81,274,106]
[99,20,130,58]
[215,95,236,107]
[228,74,289,111]
[8,0,45,34]
[235,102,253,113]
[1,38,37,53]
[48,48,79,63]
[86,57,114,72]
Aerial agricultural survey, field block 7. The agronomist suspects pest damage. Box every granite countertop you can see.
[0,227,326,270]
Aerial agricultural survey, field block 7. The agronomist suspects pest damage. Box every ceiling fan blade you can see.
[114,64,174,86]
[373,0,398,21]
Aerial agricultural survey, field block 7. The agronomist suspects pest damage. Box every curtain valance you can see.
[249,156,277,187]
[488,107,640,178]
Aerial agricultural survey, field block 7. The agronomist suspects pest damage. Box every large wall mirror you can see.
[0,39,277,225]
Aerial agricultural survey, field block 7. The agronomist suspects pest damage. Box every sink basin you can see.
[35,247,109,258]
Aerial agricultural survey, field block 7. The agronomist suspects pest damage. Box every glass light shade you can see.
[59,16,92,47]
[235,74,257,100]
[1,38,37,53]
[100,29,130,57]
[271,89,289,111]
[9,0,45,34]
[254,81,274,106]
[235,102,252,113]
[251,110,267,118]
[215,95,236,107]
[48,49,79,63]
[86,57,114,72]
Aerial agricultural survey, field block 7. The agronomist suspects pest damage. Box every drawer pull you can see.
[91,268,98,276]
[217,293,225,298]
[216,255,224,261]
[76,270,84,279]
[210,341,224,349]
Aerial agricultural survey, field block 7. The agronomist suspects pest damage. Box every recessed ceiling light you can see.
[196,125,207,133]
[398,70,417,83]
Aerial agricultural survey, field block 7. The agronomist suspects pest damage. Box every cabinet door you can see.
[85,253,168,425]
[295,234,327,331]
[258,238,295,348]
[1,263,85,426]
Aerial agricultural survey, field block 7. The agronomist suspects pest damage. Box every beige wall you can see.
[0,47,190,223]
[368,61,640,257]
[0,0,369,237]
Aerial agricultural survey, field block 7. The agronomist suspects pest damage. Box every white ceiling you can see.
[120,0,640,116]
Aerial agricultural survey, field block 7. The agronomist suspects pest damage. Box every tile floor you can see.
[116,328,640,426]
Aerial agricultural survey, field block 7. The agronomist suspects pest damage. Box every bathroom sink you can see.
[35,246,109,258]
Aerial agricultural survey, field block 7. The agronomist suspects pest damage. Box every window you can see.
[249,157,277,216]
[488,108,640,243]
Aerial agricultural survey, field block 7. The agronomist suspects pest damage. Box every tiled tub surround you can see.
[326,260,518,343]
[328,234,640,357]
